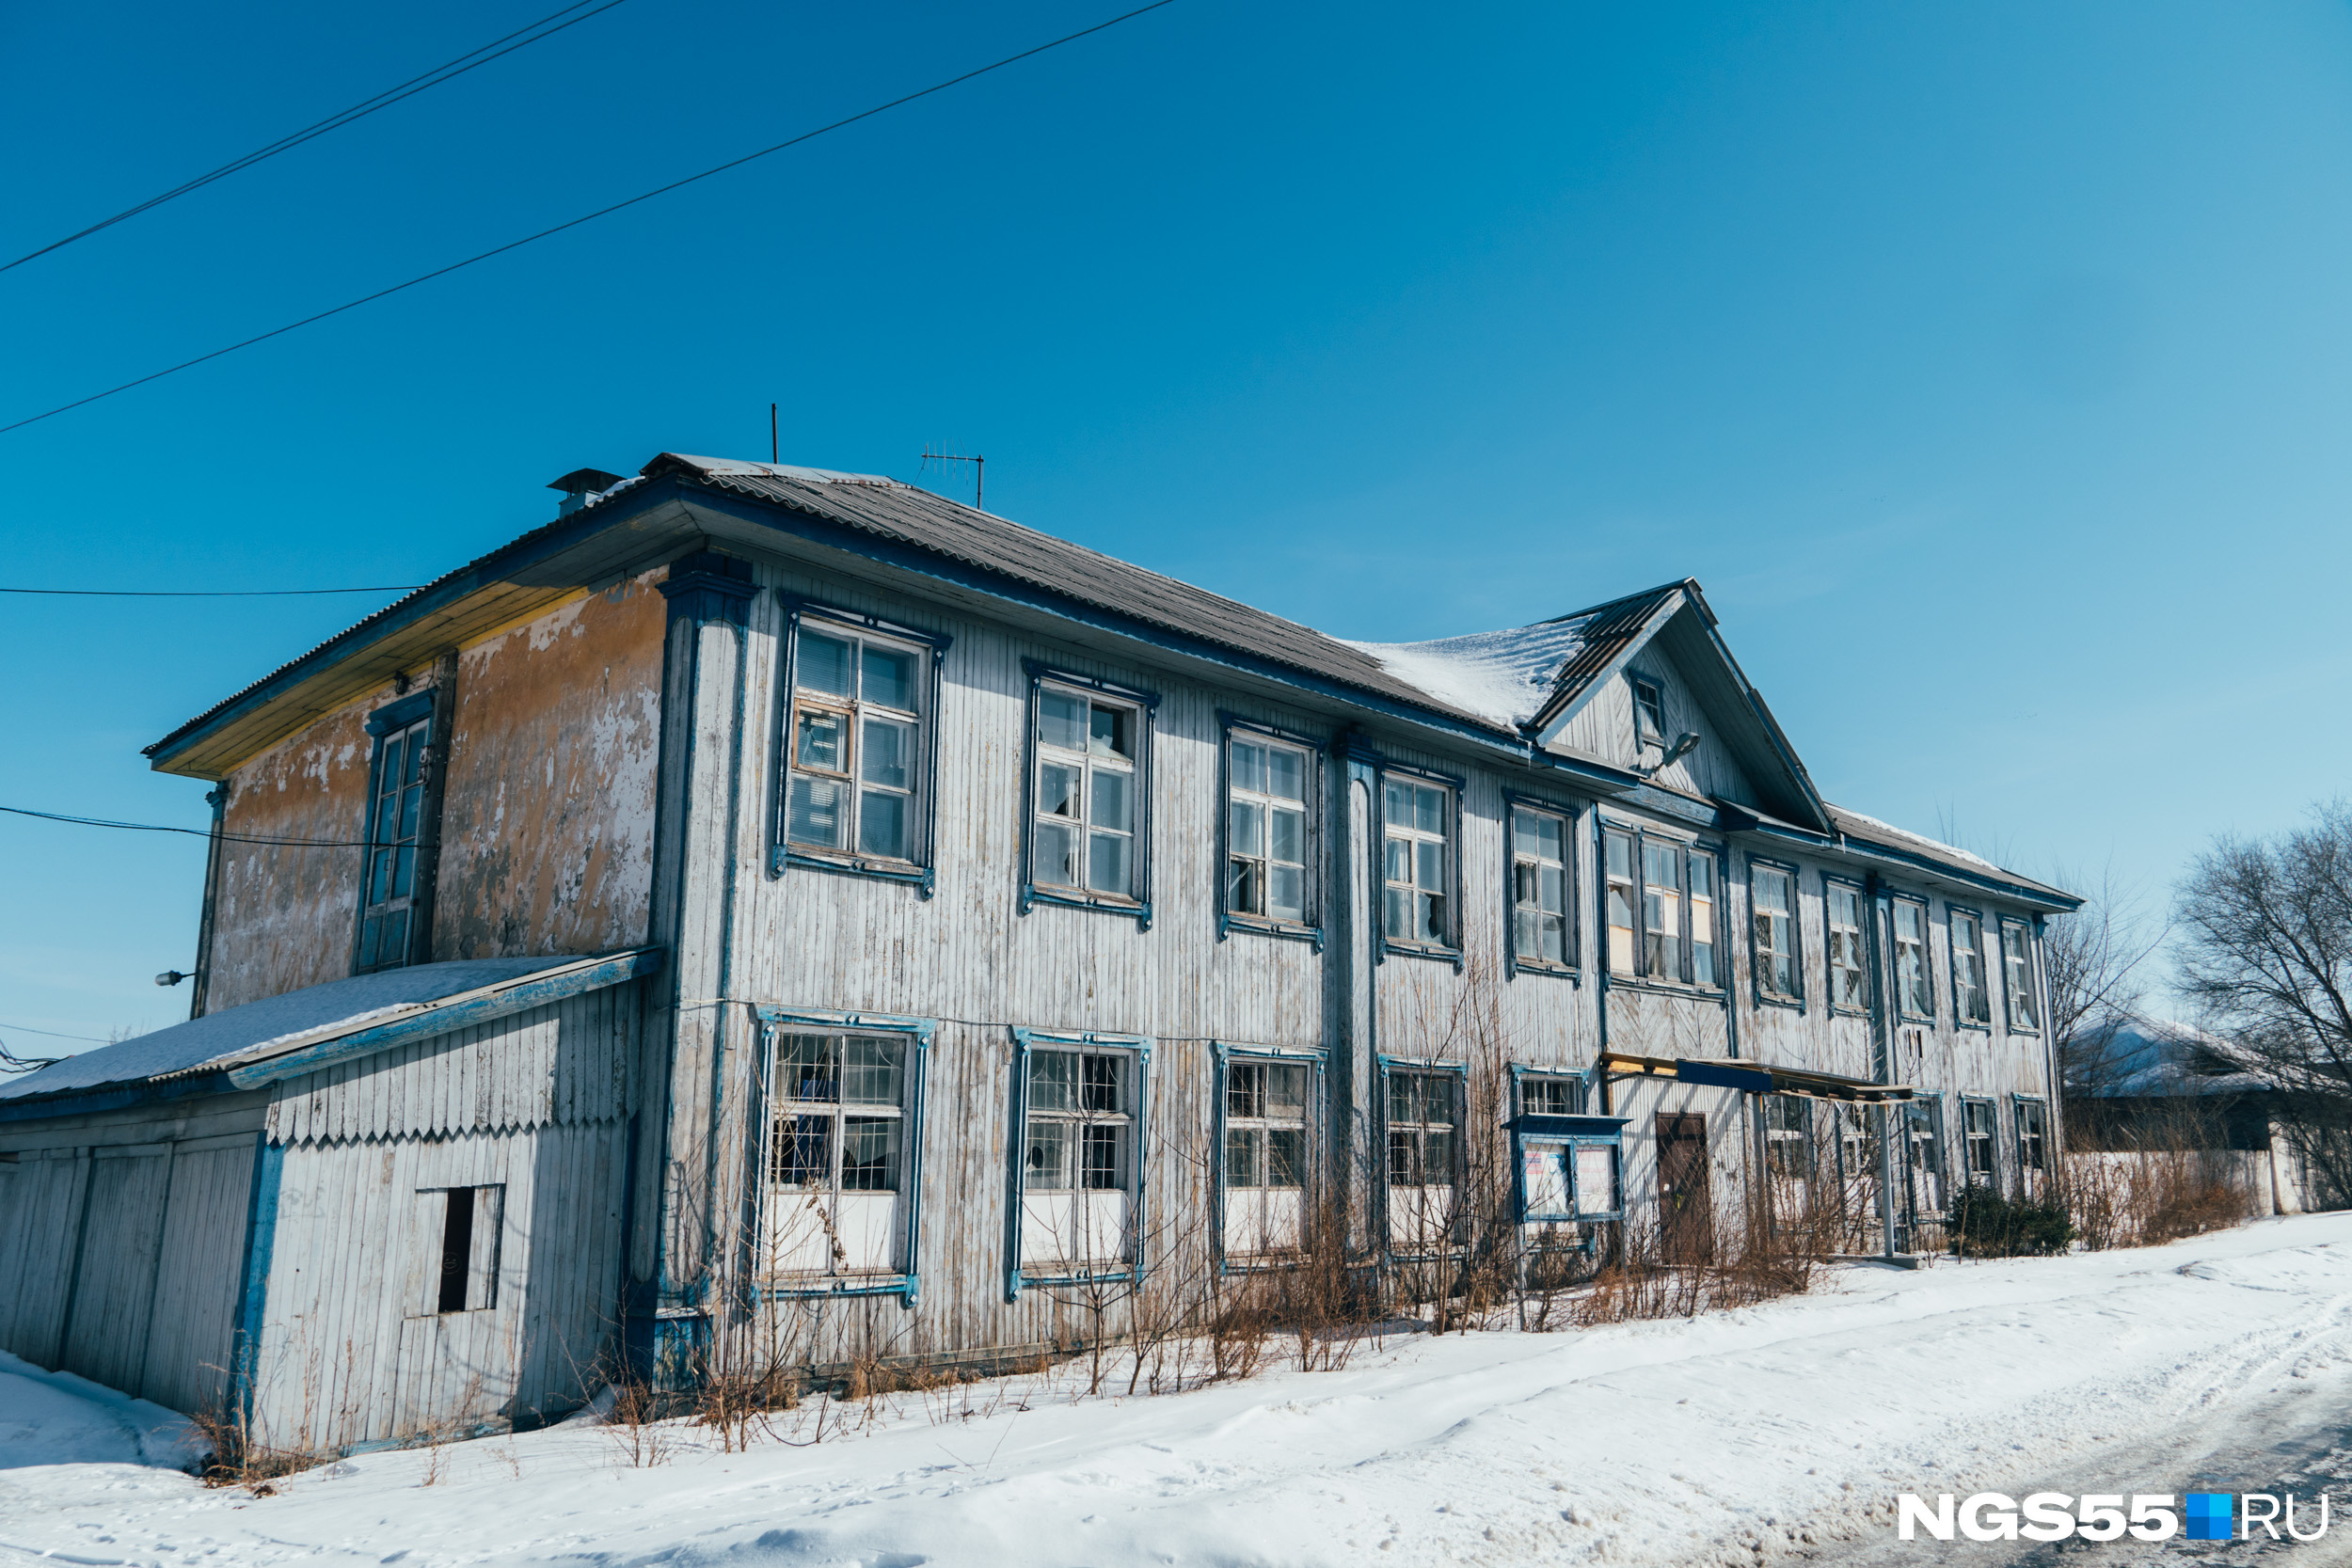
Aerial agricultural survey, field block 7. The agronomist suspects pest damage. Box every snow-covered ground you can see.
[5,1214,2351,1567]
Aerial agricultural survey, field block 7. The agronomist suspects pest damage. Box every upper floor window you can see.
[1510,804,1571,968]
[2002,922,2041,1032]
[1751,863,1800,1001]
[1950,910,1992,1027]
[786,626,923,863]
[1382,776,1454,949]
[1632,676,1666,746]
[1826,879,1868,1012]
[357,699,434,974]
[1226,729,1311,928]
[1035,684,1141,900]
[1892,897,1933,1019]
[1607,827,1720,987]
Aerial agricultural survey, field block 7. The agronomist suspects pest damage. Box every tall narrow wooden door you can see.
[1656,1113,1714,1264]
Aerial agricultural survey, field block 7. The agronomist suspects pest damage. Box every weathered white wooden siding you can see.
[258,1117,627,1450]
[265,982,632,1146]
[0,1095,265,1414]
[250,980,640,1449]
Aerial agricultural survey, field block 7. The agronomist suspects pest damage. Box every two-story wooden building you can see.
[0,454,2076,1451]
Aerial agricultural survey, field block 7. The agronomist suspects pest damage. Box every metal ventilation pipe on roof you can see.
[548,467,624,517]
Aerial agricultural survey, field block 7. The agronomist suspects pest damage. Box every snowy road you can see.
[3,1214,2350,1567]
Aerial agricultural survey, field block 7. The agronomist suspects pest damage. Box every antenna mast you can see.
[920,448,985,511]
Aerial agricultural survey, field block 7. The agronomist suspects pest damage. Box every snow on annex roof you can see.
[0,953,654,1106]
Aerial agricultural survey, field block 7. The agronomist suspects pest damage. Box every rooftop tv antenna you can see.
[770,403,778,465]
[921,447,984,511]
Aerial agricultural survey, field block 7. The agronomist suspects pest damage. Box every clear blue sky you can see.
[6,1,2350,1046]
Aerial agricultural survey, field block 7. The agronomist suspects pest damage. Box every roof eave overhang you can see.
[1719,803,2080,912]
[144,480,706,779]
[665,479,1613,772]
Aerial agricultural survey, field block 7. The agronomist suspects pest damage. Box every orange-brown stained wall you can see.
[431,569,666,961]
[204,691,382,1011]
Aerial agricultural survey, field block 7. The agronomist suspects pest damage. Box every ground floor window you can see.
[1518,1072,1585,1117]
[1017,1038,1143,1275]
[764,1031,912,1279]
[1223,1055,1311,1257]
[2015,1097,2050,1187]
[1761,1094,1814,1180]
[417,1184,501,1314]
[1961,1098,1998,1187]
[1902,1098,1947,1218]
[1385,1067,1461,1251]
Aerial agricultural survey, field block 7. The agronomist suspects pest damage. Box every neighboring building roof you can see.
[0,950,661,1114]
[2073,1015,2274,1100]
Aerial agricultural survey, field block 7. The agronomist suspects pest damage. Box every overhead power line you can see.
[1,0,635,276]
[0,0,1178,437]
[2,804,376,849]
[1,584,423,597]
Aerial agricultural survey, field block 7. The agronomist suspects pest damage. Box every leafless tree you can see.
[2043,859,2167,1095]
[2174,804,2352,1207]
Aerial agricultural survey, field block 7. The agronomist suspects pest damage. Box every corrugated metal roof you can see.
[0,954,628,1105]
[649,454,1533,738]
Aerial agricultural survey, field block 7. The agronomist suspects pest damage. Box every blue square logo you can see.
[2185,1493,2234,1541]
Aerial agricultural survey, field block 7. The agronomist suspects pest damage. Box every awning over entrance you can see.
[1587,1051,1914,1104]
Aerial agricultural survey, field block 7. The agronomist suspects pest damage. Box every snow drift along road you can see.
[2,1214,2349,1567]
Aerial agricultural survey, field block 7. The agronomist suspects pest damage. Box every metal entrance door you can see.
[1656,1113,1714,1263]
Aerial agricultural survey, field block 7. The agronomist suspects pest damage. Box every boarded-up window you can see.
[1386,1069,1459,1250]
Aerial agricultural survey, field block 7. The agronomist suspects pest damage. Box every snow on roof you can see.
[1343,614,1597,729]
[0,956,588,1103]
[662,455,908,489]
[1827,808,2005,877]
[2081,1016,2273,1099]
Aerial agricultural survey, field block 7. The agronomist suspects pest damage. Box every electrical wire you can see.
[1,584,424,596]
[1,0,635,276]
[1,804,376,848]
[0,0,1178,437]
[0,1021,112,1043]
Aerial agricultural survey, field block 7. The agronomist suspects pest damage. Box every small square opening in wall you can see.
[421,1185,502,1315]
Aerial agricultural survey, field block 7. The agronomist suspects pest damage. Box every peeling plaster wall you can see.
[206,691,384,1011]
[432,572,665,962]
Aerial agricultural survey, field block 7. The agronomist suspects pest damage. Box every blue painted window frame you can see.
[1999,919,2042,1035]
[1502,792,1579,981]
[1598,815,1727,998]
[2012,1094,2050,1177]
[1746,853,1806,1012]
[1958,1094,2000,1189]
[351,690,437,975]
[1004,1027,1154,1301]
[751,1006,936,1307]
[1889,893,1936,1022]
[1375,1053,1470,1259]
[1018,662,1159,929]
[1630,673,1666,747]
[1216,713,1324,949]
[1821,873,1871,1017]
[1947,903,1994,1031]
[770,594,953,897]
[1509,1061,1588,1117]
[1374,761,1466,968]
[1211,1041,1326,1272]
